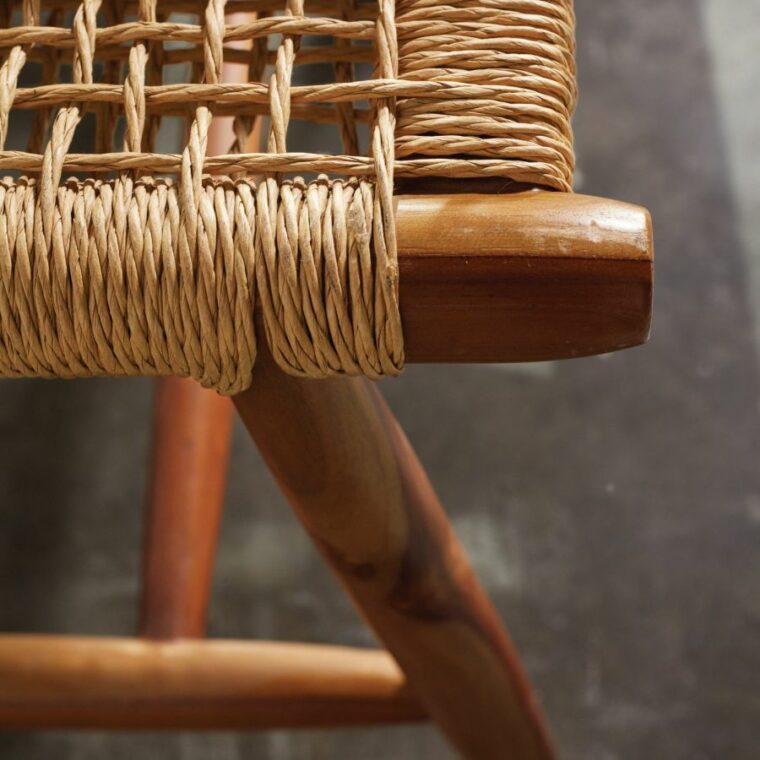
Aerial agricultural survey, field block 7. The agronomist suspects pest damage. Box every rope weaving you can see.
[0,0,576,393]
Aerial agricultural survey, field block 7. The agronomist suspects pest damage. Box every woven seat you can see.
[0,0,576,392]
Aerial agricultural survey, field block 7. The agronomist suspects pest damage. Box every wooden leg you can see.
[233,351,555,760]
[140,377,233,639]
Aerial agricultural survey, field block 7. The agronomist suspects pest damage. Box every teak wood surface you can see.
[394,192,653,363]
[140,376,233,639]
[0,636,424,729]
[234,349,557,760]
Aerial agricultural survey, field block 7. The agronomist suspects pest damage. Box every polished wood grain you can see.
[234,349,556,760]
[393,191,653,363]
[140,377,233,639]
[0,635,424,729]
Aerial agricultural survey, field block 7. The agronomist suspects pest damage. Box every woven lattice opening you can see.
[0,0,576,393]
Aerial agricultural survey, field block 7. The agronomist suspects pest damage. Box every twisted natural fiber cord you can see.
[0,175,403,393]
[395,0,576,191]
[0,0,576,392]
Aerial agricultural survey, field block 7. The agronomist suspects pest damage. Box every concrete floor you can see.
[2,1,760,758]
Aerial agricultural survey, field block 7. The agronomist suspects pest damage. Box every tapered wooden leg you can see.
[140,377,233,639]
[233,350,555,760]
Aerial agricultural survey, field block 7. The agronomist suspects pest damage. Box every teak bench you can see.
[0,1,653,757]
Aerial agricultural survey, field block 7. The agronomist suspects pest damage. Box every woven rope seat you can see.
[0,0,577,393]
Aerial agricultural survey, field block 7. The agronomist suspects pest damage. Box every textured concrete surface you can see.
[2,1,760,758]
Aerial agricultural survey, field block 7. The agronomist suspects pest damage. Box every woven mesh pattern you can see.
[0,0,575,183]
[0,1,576,392]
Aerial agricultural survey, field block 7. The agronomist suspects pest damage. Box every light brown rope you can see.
[396,0,576,191]
[0,174,403,393]
[0,0,576,392]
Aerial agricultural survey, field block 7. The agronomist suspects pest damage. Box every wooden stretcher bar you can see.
[0,636,425,730]
[390,191,653,363]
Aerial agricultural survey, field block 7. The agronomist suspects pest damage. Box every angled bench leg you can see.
[233,350,556,760]
[139,377,233,639]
